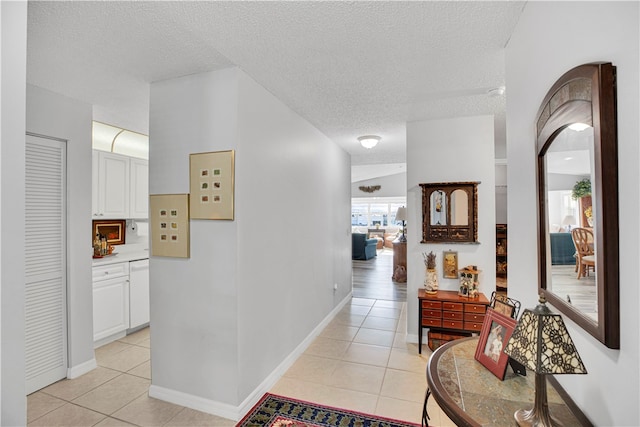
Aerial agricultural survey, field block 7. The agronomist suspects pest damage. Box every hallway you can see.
[27,249,453,426]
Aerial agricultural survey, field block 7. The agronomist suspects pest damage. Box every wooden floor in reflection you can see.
[550,264,597,320]
[352,248,407,302]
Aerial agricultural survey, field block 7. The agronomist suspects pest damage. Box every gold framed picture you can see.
[92,220,126,245]
[443,250,458,279]
[189,150,235,220]
[150,194,190,258]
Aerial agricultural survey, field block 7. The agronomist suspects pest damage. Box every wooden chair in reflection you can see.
[571,227,595,279]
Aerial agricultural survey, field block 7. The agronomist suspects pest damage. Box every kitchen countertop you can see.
[92,243,149,266]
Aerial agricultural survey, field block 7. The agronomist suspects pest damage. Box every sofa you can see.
[550,232,576,265]
[352,233,378,260]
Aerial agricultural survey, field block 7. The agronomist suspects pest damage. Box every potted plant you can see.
[571,178,591,199]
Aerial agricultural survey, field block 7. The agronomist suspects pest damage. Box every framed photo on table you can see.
[474,308,517,380]
[189,150,235,220]
[489,291,521,319]
[150,194,190,258]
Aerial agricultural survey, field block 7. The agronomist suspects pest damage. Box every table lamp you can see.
[395,207,407,242]
[503,294,587,427]
[561,215,576,232]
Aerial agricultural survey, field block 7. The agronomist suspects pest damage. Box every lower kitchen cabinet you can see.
[129,259,150,329]
[93,262,130,342]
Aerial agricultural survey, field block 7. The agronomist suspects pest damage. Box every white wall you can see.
[352,172,407,198]
[26,85,95,374]
[506,2,639,425]
[149,67,351,417]
[1,2,27,424]
[149,68,241,408]
[406,115,496,340]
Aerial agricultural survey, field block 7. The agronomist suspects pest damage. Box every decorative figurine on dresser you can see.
[458,265,481,298]
[423,251,439,294]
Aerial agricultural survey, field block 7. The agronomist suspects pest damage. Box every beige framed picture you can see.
[443,250,458,279]
[189,150,235,220]
[150,194,190,258]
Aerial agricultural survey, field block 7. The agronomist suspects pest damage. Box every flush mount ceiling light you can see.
[358,135,381,149]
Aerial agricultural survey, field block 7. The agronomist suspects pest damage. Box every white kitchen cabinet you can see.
[92,150,149,219]
[129,259,149,329]
[93,151,130,219]
[93,262,130,343]
[129,157,149,219]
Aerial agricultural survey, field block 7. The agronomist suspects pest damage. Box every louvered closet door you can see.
[25,134,67,394]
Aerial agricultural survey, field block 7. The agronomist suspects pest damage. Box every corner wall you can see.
[149,67,351,417]
[505,2,639,425]
[1,2,27,424]
[406,115,496,340]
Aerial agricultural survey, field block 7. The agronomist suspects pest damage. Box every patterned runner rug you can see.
[237,393,421,427]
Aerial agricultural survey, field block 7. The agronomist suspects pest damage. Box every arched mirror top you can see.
[536,62,619,349]
[421,181,479,244]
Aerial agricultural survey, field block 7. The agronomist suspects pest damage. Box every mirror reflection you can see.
[430,190,447,225]
[450,189,468,226]
[544,125,597,321]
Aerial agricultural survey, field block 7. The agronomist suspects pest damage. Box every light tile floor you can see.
[27,298,454,426]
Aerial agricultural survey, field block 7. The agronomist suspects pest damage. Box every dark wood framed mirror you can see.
[420,182,479,243]
[536,62,619,348]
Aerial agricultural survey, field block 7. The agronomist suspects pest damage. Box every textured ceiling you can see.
[27,1,525,180]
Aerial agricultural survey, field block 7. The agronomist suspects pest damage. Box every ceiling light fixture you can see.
[569,122,590,131]
[358,135,381,149]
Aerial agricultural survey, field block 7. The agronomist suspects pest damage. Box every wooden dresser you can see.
[418,289,489,353]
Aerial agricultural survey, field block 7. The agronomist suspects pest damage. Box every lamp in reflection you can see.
[395,207,407,242]
[503,294,587,427]
[561,215,576,232]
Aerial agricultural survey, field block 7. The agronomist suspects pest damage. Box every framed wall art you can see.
[150,194,190,258]
[474,308,517,380]
[442,250,458,279]
[92,220,126,245]
[189,150,235,220]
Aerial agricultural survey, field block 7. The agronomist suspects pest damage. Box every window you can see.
[351,204,369,226]
[351,198,406,229]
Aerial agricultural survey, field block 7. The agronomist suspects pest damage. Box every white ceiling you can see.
[26,1,525,182]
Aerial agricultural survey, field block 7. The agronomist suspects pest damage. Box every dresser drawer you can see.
[441,319,464,329]
[442,302,463,312]
[464,303,487,314]
[464,313,485,323]
[422,317,442,328]
[93,262,129,280]
[442,311,463,321]
[464,320,484,331]
[422,309,442,319]
[422,300,442,310]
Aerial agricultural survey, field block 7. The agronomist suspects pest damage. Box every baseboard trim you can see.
[149,292,354,421]
[235,291,353,417]
[67,358,97,379]
[93,330,127,349]
[148,385,240,421]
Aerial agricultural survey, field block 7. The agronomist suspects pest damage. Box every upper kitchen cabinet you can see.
[93,150,129,219]
[92,122,149,220]
[92,150,148,219]
[129,158,149,219]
